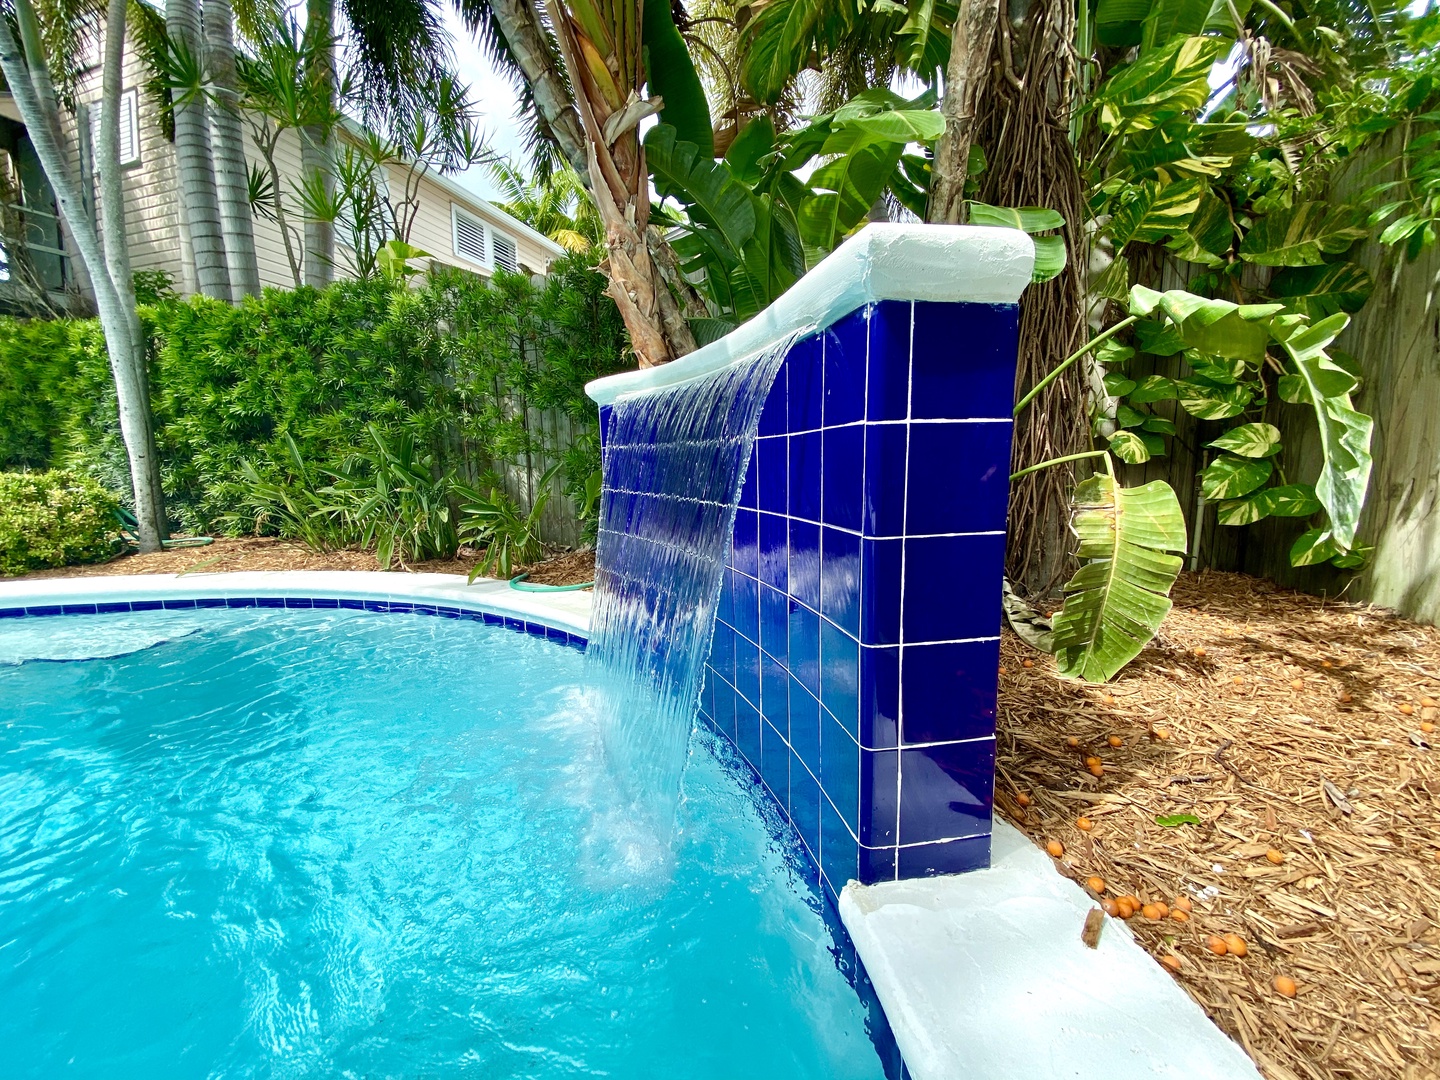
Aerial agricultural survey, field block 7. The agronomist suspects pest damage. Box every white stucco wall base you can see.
[840,821,1265,1080]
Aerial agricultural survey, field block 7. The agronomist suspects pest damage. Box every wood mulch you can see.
[10,537,596,587]
[998,570,1440,1080]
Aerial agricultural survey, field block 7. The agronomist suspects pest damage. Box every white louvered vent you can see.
[451,205,488,265]
[87,89,140,170]
[492,232,519,274]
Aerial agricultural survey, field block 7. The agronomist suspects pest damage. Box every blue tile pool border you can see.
[0,597,588,650]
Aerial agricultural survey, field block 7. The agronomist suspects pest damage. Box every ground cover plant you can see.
[0,470,121,575]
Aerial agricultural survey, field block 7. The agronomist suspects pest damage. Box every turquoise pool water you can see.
[0,609,888,1079]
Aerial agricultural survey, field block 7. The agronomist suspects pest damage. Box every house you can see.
[0,23,565,314]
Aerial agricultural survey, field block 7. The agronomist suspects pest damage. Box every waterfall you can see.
[585,336,794,839]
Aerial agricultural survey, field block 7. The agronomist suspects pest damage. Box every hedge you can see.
[0,470,121,575]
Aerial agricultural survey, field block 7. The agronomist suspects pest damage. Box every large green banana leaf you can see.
[1052,474,1188,682]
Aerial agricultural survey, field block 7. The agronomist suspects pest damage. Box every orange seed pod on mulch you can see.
[1173,896,1192,913]
[1153,901,1170,918]
[1102,694,1115,706]
[1066,735,1080,748]
[1152,726,1171,740]
[1291,678,1305,691]
[1077,817,1094,831]
[1422,696,1439,709]
[1170,909,1190,923]
[1207,936,1229,955]
[998,667,1008,676]
[1046,840,1064,858]
[1086,876,1105,894]
[1400,702,1415,715]
[1108,735,1123,747]
[1116,899,1135,919]
[1194,647,1206,657]
[1088,762,1105,777]
[1274,976,1298,998]
[1141,904,1163,920]
[1422,721,1436,734]
[1340,690,1354,703]
[1016,792,1032,807]
[1022,659,1035,669]
[1266,849,1285,864]
[1223,934,1248,957]
[1161,954,1184,973]
[1101,898,1119,917]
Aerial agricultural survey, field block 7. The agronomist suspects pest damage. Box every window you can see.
[451,204,488,265]
[492,232,519,274]
[87,89,141,169]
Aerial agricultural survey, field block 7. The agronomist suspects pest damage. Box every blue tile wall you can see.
[698,299,1019,905]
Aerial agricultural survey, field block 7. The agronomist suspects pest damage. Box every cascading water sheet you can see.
[585,336,795,839]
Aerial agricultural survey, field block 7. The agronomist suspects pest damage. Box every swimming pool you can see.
[0,607,890,1078]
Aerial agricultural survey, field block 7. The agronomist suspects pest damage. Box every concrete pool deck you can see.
[0,570,1262,1080]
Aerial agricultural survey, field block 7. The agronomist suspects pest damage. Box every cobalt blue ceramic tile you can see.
[860,644,900,750]
[497,616,520,631]
[61,603,98,615]
[863,423,908,538]
[699,672,714,722]
[283,597,312,609]
[897,833,992,878]
[790,761,822,867]
[788,518,821,611]
[758,363,787,437]
[820,792,859,896]
[911,301,1019,420]
[861,748,899,847]
[713,676,737,743]
[860,538,903,647]
[698,710,718,737]
[820,618,859,738]
[738,451,758,509]
[761,652,789,733]
[761,718,790,811]
[788,430,822,522]
[0,607,24,618]
[25,605,63,616]
[96,601,132,613]
[788,601,820,697]
[736,696,762,767]
[312,597,339,609]
[898,738,996,845]
[859,844,897,884]
[904,421,1014,535]
[866,301,912,422]
[759,584,788,666]
[165,598,199,610]
[822,424,864,532]
[821,707,860,834]
[734,567,762,641]
[437,606,461,618]
[195,598,227,609]
[223,598,255,610]
[716,568,734,628]
[567,635,588,651]
[735,635,761,708]
[819,526,861,637]
[732,508,758,578]
[759,511,788,591]
[524,622,548,637]
[786,333,823,432]
[823,317,867,427]
[789,679,821,776]
[900,638,1000,744]
[902,532,1006,643]
[546,625,567,642]
[363,599,387,612]
[482,611,503,625]
[757,436,787,514]
[710,623,736,688]
[598,403,614,448]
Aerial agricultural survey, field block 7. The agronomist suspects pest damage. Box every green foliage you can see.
[1051,469,1188,682]
[459,462,562,580]
[0,470,122,575]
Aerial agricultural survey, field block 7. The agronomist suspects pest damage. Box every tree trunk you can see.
[167,0,231,298]
[203,0,261,299]
[928,0,1001,223]
[0,3,167,550]
[302,0,335,288]
[488,0,589,174]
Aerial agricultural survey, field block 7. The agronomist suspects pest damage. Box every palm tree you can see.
[203,0,261,297]
[0,0,168,549]
[487,157,601,253]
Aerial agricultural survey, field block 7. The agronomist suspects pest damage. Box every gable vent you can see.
[451,205,488,265]
[492,232,519,274]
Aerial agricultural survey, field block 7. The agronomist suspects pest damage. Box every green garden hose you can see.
[508,573,593,593]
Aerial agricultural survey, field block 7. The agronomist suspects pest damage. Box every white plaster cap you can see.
[584,223,1035,406]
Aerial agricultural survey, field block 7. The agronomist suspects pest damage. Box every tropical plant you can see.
[0,0,168,550]
[459,462,561,580]
[225,435,357,551]
[0,469,123,575]
[488,157,602,252]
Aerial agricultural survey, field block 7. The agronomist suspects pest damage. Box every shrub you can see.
[0,470,122,575]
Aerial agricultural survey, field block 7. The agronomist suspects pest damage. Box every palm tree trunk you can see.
[488,0,589,173]
[928,0,1000,223]
[167,0,231,299]
[203,0,261,299]
[0,2,167,550]
[302,0,335,288]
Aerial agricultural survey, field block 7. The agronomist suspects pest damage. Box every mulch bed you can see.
[998,570,1440,1080]
[10,538,596,587]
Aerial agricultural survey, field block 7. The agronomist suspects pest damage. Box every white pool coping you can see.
[0,571,1260,1080]
[0,571,594,638]
[584,224,1035,406]
[841,820,1264,1080]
